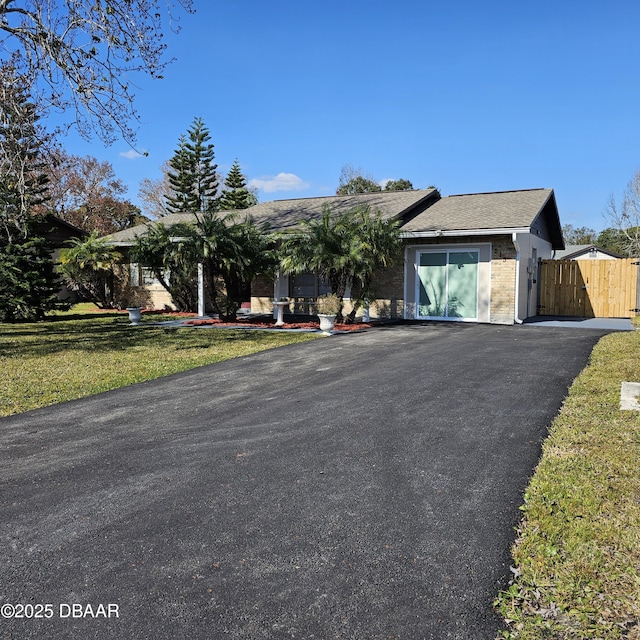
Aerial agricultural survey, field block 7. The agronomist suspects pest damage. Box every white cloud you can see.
[248,172,310,193]
[119,149,146,159]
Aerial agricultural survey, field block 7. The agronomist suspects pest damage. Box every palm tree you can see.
[59,231,122,308]
[194,211,276,321]
[280,205,401,322]
[131,222,199,312]
[348,207,403,321]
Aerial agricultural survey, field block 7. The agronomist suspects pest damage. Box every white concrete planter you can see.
[318,313,336,334]
[126,307,143,325]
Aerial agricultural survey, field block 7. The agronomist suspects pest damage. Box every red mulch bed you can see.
[102,308,374,331]
[182,318,372,331]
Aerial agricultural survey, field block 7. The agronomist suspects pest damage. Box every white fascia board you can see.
[106,240,136,247]
[400,227,530,239]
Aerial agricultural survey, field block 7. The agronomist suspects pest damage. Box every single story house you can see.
[105,187,564,325]
[33,214,87,301]
[553,244,623,260]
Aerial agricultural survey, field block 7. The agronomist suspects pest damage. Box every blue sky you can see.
[60,0,640,232]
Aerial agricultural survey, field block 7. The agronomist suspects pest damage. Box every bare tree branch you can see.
[0,0,194,147]
[604,170,640,257]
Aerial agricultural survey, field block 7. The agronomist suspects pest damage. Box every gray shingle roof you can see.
[554,244,623,259]
[103,188,561,246]
[105,212,216,245]
[103,191,437,244]
[400,188,555,233]
[246,189,437,232]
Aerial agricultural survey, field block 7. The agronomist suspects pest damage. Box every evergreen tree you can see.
[165,117,219,213]
[0,64,50,240]
[0,65,65,320]
[0,223,64,320]
[219,159,258,210]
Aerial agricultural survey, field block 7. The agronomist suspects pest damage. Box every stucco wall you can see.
[513,233,554,321]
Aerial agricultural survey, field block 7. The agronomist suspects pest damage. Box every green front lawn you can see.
[495,330,640,638]
[0,305,319,418]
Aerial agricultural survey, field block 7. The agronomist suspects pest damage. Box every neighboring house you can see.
[33,214,87,301]
[553,244,623,260]
[105,188,564,325]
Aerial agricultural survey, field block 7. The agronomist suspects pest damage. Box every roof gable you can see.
[555,244,623,259]
[33,214,87,247]
[400,188,564,249]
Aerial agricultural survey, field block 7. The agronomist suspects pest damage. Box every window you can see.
[289,273,331,298]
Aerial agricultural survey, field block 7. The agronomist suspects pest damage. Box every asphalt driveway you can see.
[0,323,608,639]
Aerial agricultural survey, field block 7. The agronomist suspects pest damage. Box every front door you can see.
[417,250,479,320]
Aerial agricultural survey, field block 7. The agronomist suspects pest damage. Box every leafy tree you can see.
[596,227,634,256]
[58,232,122,308]
[384,178,414,191]
[70,196,144,236]
[561,224,597,245]
[336,164,415,195]
[41,149,145,233]
[165,117,219,214]
[0,0,194,147]
[130,222,198,312]
[280,205,402,322]
[604,170,640,257]
[336,164,381,195]
[219,159,258,210]
[337,175,382,195]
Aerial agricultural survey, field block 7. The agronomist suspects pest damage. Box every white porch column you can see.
[273,272,289,318]
[198,263,205,317]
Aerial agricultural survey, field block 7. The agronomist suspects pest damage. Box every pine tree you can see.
[165,117,219,213]
[0,65,65,320]
[0,223,64,320]
[219,159,258,211]
[0,65,50,241]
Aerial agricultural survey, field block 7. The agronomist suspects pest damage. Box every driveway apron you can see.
[0,323,607,639]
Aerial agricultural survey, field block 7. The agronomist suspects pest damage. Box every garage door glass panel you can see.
[418,252,447,317]
[447,251,478,319]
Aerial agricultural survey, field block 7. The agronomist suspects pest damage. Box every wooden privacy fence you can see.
[539,258,639,318]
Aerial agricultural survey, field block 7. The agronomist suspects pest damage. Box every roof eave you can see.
[401,227,531,239]
[106,240,136,247]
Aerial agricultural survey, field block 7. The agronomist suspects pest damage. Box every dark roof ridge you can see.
[446,188,548,198]
[268,188,434,203]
